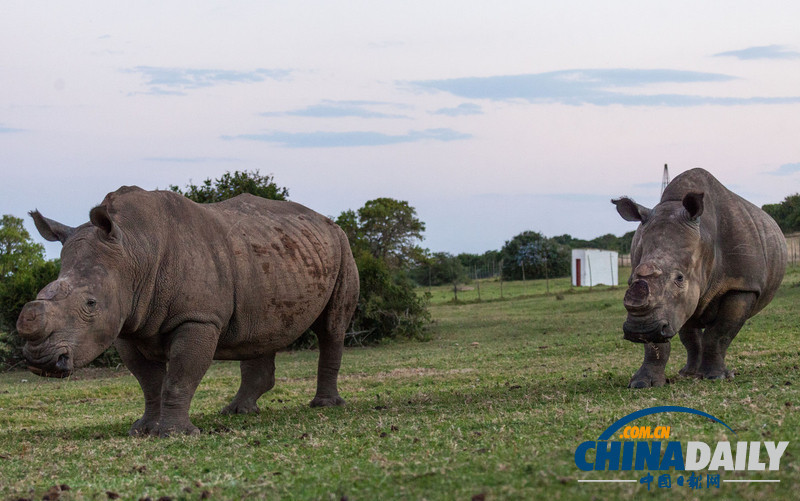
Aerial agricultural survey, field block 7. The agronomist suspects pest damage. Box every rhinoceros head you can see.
[17,206,129,378]
[612,192,707,343]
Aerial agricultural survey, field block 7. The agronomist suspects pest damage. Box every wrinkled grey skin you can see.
[612,168,786,388]
[17,186,359,436]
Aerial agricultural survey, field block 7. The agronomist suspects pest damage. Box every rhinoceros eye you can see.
[86,298,97,309]
[675,273,685,284]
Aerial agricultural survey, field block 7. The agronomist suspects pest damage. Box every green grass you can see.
[2,267,800,500]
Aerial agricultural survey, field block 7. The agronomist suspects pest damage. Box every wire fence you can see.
[787,233,800,265]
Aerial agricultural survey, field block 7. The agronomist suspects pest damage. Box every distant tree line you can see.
[410,231,636,287]
[763,194,800,233]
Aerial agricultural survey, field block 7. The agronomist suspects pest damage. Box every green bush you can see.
[351,251,431,343]
[289,251,431,349]
[0,259,60,368]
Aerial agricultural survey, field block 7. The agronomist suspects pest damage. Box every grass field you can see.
[1,266,799,500]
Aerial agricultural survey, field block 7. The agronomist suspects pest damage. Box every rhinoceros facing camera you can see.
[613,168,786,388]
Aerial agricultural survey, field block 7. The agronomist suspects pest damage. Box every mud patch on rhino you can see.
[251,243,269,256]
[279,311,297,329]
[279,234,300,255]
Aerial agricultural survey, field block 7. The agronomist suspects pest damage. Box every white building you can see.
[571,249,619,287]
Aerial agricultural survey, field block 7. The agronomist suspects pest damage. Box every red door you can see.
[576,259,581,287]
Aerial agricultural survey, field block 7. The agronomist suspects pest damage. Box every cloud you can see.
[222,128,471,148]
[411,69,800,106]
[714,45,800,60]
[431,103,484,116]
[767,162,800,176]
[262,100,409,119]
[127,66,290,95]
[0,125,23,133]
[144,156,241,163]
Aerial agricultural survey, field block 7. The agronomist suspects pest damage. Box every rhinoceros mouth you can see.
[24,343,73,378]
[622,318,675,343]
[27,360,72,379]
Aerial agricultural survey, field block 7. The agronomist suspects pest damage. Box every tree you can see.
[411,252,466,288]
[1,215,45,279]
[169,170,289,203]
[335,209,367,255]
[500,231,570,281]
[357,198,425,268]
[349,250,430,342]
[457,250,501,280]
[336,199,431,343]
[763,194,800,233]
[0,215,61,367]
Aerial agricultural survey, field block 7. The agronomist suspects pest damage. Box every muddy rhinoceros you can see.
[612,168,786,388]
[17,186,359,436]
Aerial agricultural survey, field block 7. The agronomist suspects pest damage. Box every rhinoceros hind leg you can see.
[222,353,276,415]
[309,252,359,407]
[308,319,348,406]
[628,342,671,389]
[697,292,756,380]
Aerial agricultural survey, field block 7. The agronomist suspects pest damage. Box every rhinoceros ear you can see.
[682,191,704,221]
[89,205,121,243]
[612,197,651,223]
[29,210,77,244]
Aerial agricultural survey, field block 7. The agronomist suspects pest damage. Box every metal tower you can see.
[660,164,670,196]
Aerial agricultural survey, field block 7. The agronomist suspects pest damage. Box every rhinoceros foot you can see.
[628,368,668,389]
[221,401,260,415]
[701,368,734,380]
[128,417,159,437]
[678,365,702,378]
[154,422,200,438]
[310,395,346,407]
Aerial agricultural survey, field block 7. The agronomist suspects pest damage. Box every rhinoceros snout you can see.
[16,301,50,342]
[623,279,651,312]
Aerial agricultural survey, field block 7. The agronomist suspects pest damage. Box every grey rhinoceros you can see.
[17,186,359,436]
[612,168,786,388]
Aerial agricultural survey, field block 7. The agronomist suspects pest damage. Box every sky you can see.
[2,0,800,260]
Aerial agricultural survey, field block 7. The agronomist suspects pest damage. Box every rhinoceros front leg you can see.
[221,353,276,414]
[156,322,218,437]
[678,325,703,378]
[629,342,671,388]
[115,338,166,436]
[698,291,757,380]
